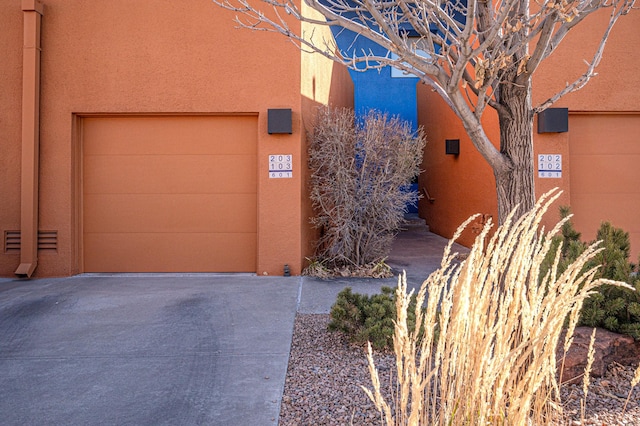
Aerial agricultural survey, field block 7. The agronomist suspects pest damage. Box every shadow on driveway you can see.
[0,275,299,426]
[0,222,466,425]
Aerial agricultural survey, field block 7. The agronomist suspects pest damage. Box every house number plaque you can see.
[269,154,293,178]
[538,154,562,178]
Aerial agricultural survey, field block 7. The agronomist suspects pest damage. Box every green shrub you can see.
[544,207,640,339]
[328,286,422,350]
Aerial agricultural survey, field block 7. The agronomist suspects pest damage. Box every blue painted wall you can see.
[332,29,421,211]
[326,0,463,130]
[351,69,419,132]
[333,29,420,131]
[327,4,464,213]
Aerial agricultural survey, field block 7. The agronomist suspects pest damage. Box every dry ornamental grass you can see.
[360,189,640,425]
[280,315,640,426]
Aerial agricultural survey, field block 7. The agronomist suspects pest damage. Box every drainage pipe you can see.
[15,0,44,278]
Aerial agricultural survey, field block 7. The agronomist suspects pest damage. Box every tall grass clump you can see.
[362,189,634,425]
[542,207,640,340]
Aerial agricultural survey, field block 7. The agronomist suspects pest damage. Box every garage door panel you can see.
[83,116,257,156]
[83,115,257,273]
[569,113,640,261]
[84,155,257,194]
[570,155,640,194]
[571,194,640,232]
[84,194,257,233]
[570,115,640,155]
[84,233,257,273]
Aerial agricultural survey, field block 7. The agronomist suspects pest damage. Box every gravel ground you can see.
[279,314,640,426]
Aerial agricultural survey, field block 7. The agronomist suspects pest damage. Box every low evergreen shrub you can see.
[544,207,640,339]
[580,222,640,339]
[328,285,421,350]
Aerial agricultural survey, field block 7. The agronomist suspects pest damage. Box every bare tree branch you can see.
[216,0,634,111]
[214,0,636,220]
[534,0,635,111]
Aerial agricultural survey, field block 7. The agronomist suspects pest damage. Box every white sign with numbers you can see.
[269,154,293,178]
[538,154,562,178]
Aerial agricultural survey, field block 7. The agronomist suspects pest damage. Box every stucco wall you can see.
[534,10,640,112]
[0,3,24,275]
[0,0,312,276]
[417,85,500,248]
[535,10,640,259]
[418,8,640,254]
[300,4,355,269]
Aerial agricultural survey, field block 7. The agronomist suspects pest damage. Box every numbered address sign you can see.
[538,154,562,178]
[269,154,293,178]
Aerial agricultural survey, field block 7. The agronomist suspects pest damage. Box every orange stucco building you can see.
[0,0,352,277]
[1,0,638,278]
[418,10,640,261]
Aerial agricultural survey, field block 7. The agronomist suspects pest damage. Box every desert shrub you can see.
[307,107,425,271]
[329,286,421,350]
[362,189,633,425]
[304,257,393,279]
[543,207,640,339]
[541,205,586,274]
[580,222,640,339]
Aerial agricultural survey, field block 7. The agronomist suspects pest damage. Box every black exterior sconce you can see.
[268,109,292,134]
[537,108,568,133]
[445,139,460,155]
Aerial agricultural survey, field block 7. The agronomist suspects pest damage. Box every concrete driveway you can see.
[0,224,462,425]
[0,275,300,426]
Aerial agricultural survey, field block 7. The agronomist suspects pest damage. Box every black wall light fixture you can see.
[445,139,460,155]
[268,109,292,134]
[537,108,568,133]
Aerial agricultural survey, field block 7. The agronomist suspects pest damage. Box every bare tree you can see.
[215,0,635,222]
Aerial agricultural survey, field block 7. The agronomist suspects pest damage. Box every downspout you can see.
[15,0,44,278]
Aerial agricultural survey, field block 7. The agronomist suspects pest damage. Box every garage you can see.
[82,115,257,273]
[569,113,640,261]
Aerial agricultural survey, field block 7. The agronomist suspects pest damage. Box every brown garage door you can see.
[82,115,257,272]
[569,113,640,261]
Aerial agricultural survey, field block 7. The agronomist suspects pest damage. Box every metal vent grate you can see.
[38,231,58,251]
[4,231,21,253]
[3,230,58,252]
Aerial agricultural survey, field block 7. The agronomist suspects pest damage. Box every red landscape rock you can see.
[558,327,640,384]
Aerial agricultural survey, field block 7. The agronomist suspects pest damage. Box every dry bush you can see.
[363,189,636,425]
[307,107,425,271]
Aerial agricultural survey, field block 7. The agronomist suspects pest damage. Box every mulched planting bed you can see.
[280,314,640,426]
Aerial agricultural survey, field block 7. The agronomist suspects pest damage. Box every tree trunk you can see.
[494,79,536,224]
